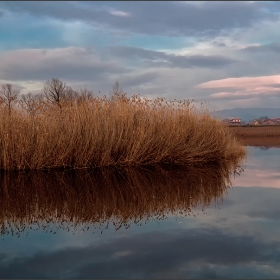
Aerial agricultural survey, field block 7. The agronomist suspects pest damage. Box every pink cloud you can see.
[196,75,280,100]
[234,168,280,189]
[233,154,280,189]
[196,75,280,89]
[210,87,280,99]
[238,43,261,50]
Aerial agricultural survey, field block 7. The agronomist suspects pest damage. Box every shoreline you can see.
[229,126,280,138]
[229,126,280,147]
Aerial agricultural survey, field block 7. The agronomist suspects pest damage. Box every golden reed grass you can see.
[0,90,246,170]
[0,161,244,236]
[230,126,280,138]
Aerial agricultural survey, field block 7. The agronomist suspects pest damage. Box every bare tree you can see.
[43,78,67,109]
[0,84,20,115]
[77,88,94,104]
[43,78,79,109]
[19,92,44,117]
[64,86,79,105]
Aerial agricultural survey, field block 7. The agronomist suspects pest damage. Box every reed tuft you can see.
[0,80,246,170]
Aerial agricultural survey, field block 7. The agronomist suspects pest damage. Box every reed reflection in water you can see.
[0,161,244,236]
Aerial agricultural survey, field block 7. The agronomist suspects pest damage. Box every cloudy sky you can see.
[1,1,280,110]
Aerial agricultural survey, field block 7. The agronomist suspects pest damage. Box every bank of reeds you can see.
[0,163,243,235]
[0,80,246,170]
[230,126,280,138]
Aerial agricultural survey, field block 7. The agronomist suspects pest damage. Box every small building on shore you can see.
[249,118,280,125]
[271,118,280,124]
[222,118,241,125]
[249,119,261,125]
[261,119,279,125]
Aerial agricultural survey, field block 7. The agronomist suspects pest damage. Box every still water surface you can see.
[0,146,280,279]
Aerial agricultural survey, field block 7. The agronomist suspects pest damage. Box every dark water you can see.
[0,146,280,279]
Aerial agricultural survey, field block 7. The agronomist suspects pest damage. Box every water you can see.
[0,146,280,279]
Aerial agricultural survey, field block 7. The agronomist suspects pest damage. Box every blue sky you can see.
[1,1,280,109]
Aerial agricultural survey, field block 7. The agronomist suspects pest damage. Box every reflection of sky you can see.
[1,147,280,278]
[234,146,280,188]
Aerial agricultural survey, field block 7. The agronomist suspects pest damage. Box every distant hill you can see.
[211,108,280,122]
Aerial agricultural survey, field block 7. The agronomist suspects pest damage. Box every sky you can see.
[1,1,280,110]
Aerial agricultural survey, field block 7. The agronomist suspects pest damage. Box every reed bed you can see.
[0,83,245,170]
[230,126,280,138]
[0,162,243,236]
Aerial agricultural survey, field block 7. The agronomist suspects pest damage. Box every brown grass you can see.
[0,91,246,170]
[230,126,280,138]
[0,162,244,236]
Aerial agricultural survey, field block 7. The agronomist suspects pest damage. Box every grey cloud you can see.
[119,72,159,88]
[242,42,280,53]
[0,1,105,22]
[2,63,127,82]
[110,46,167,61]
[210,91,280,101]
[142,61,170,69]
[110,46,238,69]
[0,1,278,37]
[0,48,129,82]
[212,41,227,47]
[0,83,26,91]
[248,209,280,221]
[170,54,237,69]
[0,227,280,278]
[230,186,280,221]
[218,186,280,223]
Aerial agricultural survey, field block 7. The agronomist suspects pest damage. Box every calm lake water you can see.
[0,146,280,279]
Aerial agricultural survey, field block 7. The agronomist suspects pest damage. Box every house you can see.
[271,118,280,124]
[261,119,278,125]
[249,119,261,125]
[222,118,241,125]
[249,118,280,125]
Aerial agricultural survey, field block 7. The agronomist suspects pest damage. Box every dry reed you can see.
[230,126,280,138]
[0,88,246,170]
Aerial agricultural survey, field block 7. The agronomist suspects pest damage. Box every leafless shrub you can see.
[19,93,45,117]
[77,88,94,104]
[113,81,122,95]
[0,84,19,115]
